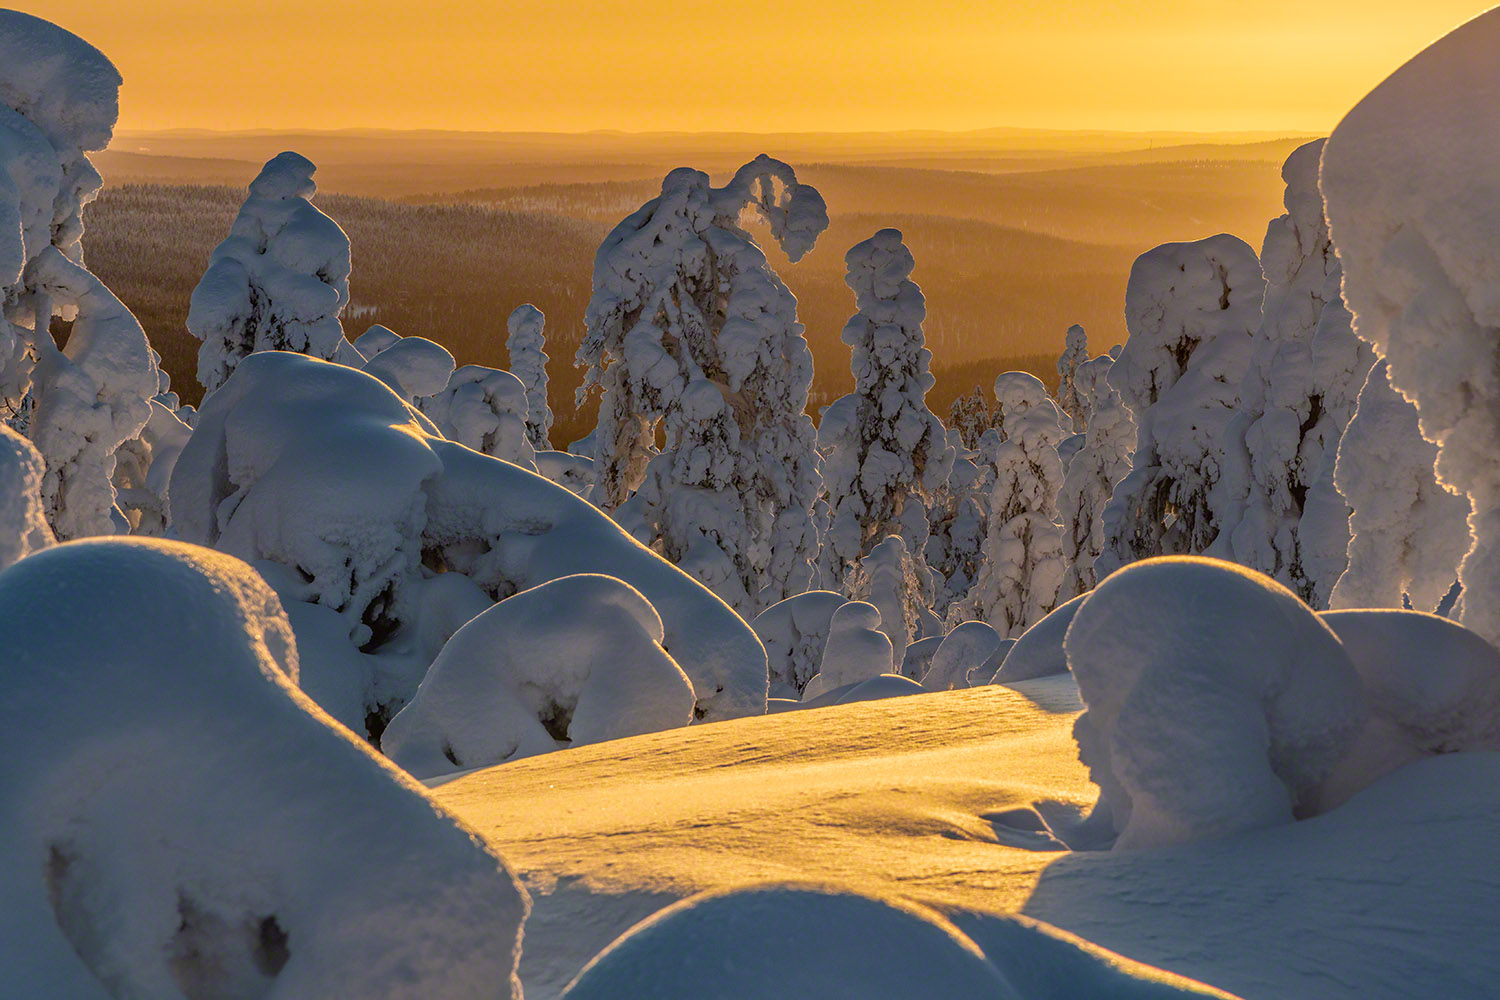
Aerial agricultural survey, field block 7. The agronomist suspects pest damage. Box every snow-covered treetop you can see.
[0,10,119,156]
[716,154,830,264]
[506,303,552,450]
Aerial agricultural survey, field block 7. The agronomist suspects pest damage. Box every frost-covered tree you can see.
[1058,353,1134,598]
[187,151,352,394]
[946,387,995,450]
[818,229,952,611]
[951,372,1068,635]
[576,155,829,614]
[1320,8,1500,645]
[1055,324,1089,430]
[924,443,992,622]
[1328,360,1470,613]
[506,303,552,451]
[1097,235,1265,578]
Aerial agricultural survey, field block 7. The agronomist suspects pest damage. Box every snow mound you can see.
[362,334,455,402]
[0,537,527,1000]
[752,589,846,699]
[169,351,767,728]
[351,323,400,359]
[560,884,1022,1000]
[924,620,1003,691]
[1320,609,1500,753]
[534,449,595,498]
[993,592,1087,683]
[1067,556,1364,849]
[1320,7,1500,646]
[383,574,695,776]
[803,600,894,701]
[0,423,52,568]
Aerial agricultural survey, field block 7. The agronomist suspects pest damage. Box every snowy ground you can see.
[435,675,1500,1000]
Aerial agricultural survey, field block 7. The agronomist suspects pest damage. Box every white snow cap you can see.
[187,151,352,393]
[0,537,527,1000]
[803,600,894,701]
[382,574,696,777]
[0,423,52,569]
[506,303,553,450]
[1321,6,1500,647]
[1067,556,1364,850]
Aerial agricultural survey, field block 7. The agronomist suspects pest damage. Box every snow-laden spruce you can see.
[186,151,352,394]
[819,229,953,614]
[1320,7,1500,647]
[111,394,192,535]
[1328,360,1469,613]
[751,589,846,699]
[576,155,828,615]
[846,532,926,666]
[0,537,528,1000]
[1098,235,1265,577]
[950,372,1067,637]
[925,435,992,622]
[1055,323,1090,431]
[507,303,553,451]
[169,351,768,732]
[946,386,995,449]
[383,574,695,777]
[0,423,51,569]
[1221,140,1365,605]
[1057,352,1133,598]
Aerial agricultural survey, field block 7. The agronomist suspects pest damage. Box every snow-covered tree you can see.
[924,443,992,622]
[1097,235,1265,578]
[946,387,995,450]
[1058,353,1134,598]
[421,364,538,470]
[950,372,1068,635]
[506,303,552,451]
[818,229,952,613]
[186,151,352,395]
[576,155,829,614]
[1320,8,1500,645]
[0,423,51,569]
[801,600,893,701]
[1328,360,1470,613]
[1055,324,1089,430]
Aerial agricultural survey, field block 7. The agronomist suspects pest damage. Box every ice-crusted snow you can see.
[383,574,695,777]
[421,362,538,471]
[1328,359,1469,613]
[186,151,352,394]
[0,421,52,568]
[577,155,828,614]
[169,351,767,729]
[1067,556,1365,849]
[1057,352,1133,597]
[1099,235,1265,576]
[1320,6,1500,646]
[507,303,553,451]
[0,536,528,1000]
[923,619,1003,691]
[751,588,845,699]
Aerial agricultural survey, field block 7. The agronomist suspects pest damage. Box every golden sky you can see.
[21,0,1496,133]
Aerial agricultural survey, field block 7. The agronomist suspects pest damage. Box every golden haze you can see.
[18,0,1495,133]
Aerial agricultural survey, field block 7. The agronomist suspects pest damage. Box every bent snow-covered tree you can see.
[951,372,1068,636]
[1097,234,1265,578]
[818,228,952,612]
[576,155,829,614]
[186,151,352,395]
[506,303,552,451]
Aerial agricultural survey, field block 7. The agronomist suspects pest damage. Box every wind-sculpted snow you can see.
[0,537,528,1000]
[1099,236,1265,575]
[507,303,553,450]
[1067,556,1365,850]
[383,574,695,776]
[170,351,766,727]
[186,151,352,393]
[1329,360,1469,613]
[0,423,51,568]
[577,155,827,614]
[112,396,192,535]
[752,589,846,699]
[1321,6,1500,646]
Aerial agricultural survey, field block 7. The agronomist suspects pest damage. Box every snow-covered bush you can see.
[186,151,351,394]
[507,303,552,451]
[1057,353,1133,598]
[1320,7,1500,646]
[818,229,952,605]
[0,422,51,568]
[951,372,1067,637]
[1055,323,1089,430]
[420,363,538,470]
[991,591,1087,684]
[382,574,695,776]
[577,155,828,614]
[923,620,1002,691]
[169,351,767,731]
[361,333,455,403]
[1066,556,1365,850]
[1098,236,1265,577]
[351,322,400,359]
[751,589,846,699]
[0,536,528,1000]
[802,601,894,701]
[1328,360,1470,613]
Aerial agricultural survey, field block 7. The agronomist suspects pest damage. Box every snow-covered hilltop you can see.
[7,6,1500,999]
